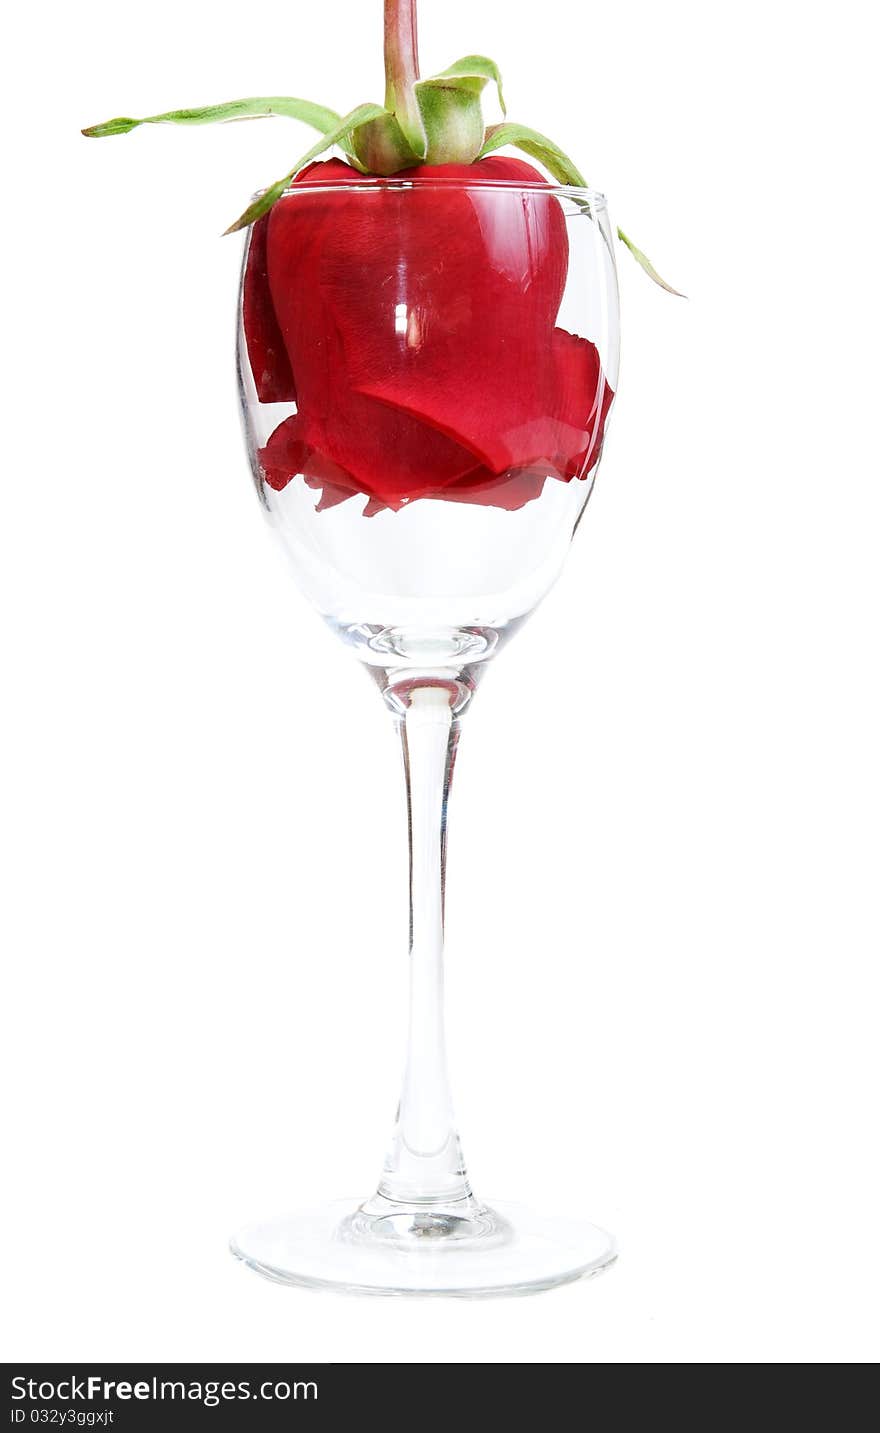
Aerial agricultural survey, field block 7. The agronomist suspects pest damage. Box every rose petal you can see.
[358,328,613,477]
[247,158,614,513]
[434,465,550,509]
[258,397,482,508]
[242,215,296,403]
[263,158,571,499]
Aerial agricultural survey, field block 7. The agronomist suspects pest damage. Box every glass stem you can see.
[375,684,475,1210]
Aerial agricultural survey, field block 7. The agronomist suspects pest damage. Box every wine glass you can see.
[230,173,619,1295]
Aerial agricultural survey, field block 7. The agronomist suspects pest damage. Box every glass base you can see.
[230,1198,616,1298]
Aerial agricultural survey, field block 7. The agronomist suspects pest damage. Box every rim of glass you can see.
[262,179,606,207]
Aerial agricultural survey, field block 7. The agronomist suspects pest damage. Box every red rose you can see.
[243,156,613,513]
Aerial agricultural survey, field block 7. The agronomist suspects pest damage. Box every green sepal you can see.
[479,122,586,186]
[419,88,484,165]
[349,111,420,175]
[224,103,387,233]
[82,96,341,139]
[417,55,506,114]
[616,227,685,296]
[413,55,506,167]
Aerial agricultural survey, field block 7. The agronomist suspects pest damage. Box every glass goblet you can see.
[231,175,619,1295]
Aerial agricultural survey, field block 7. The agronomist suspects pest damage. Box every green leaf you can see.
[417,54,506,115]
[479,122,587,186]
[82,96,341,140]
[223,103,387,233]
[616,227,685,297]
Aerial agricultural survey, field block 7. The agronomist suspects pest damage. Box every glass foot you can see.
[230,1198,616,1298]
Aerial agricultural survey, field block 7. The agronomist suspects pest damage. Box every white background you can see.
[2,0,878,1364]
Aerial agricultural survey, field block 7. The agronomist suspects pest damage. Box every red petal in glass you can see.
[242,215,296,403]
[258,396,483,510]
[247,158,614,512]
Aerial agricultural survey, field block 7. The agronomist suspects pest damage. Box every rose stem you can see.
[384,0,421,113]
